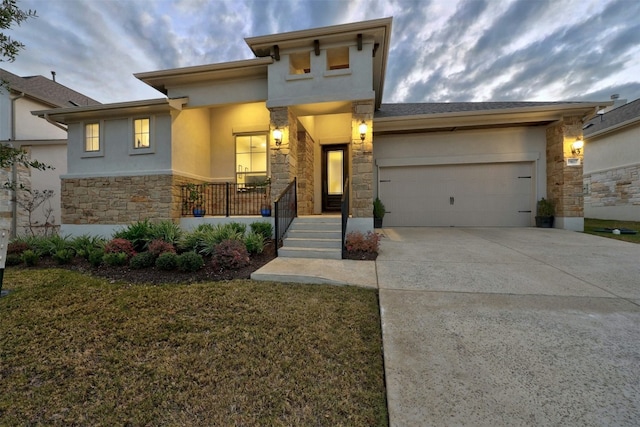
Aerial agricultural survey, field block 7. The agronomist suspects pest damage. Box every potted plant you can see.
[186,183,207,217]
[258,177,271,217]
[535,197,554,228]
[373,197,385,228]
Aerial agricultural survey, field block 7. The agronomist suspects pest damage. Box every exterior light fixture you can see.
[273,128,282,146]
[359,121,367,141]
[571,139,584,155]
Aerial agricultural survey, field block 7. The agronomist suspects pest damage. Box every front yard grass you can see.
[584,218,640,244]
[0,269,387,426]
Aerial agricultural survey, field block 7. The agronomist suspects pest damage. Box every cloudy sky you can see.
[4,0,640,105]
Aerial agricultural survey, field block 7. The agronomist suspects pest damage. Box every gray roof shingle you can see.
[1,68,100,107]
[583,98,640,136]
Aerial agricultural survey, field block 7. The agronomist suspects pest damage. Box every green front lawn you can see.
[584,218,640,244]
[0,270,387,426]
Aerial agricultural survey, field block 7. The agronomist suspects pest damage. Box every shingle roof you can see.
[583,98,640,136]
[375,101,593,118]
[0,68,100,107]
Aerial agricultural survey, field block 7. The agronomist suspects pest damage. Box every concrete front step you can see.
[295,216,341,223]
[284,237,342,249]
[278,247,342,260]
[288,222,342,231]
[286,230,342,239]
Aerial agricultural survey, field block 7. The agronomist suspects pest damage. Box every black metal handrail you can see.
[274,178,297,257]
[180,183,270,217]
[341,177,350,259]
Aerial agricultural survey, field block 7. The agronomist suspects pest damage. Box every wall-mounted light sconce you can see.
[571,139,584,155]
[273,128,282,146]
[359,121,367,141]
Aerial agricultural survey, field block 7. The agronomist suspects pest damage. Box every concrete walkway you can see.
[253,228,640,425]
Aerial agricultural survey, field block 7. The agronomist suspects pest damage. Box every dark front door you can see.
[322,144,348,212]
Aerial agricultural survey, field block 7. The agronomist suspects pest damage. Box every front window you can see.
[85,123,100,152]
[289,51,310,75]
[327,46,349,70]
[133,118,150,149]
[236,134,267,187]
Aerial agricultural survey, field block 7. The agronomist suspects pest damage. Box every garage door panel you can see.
[380,162,533,227]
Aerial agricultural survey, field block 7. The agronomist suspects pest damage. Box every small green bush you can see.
[211,239,250,270]
[243,231,265,254]
[6,253,22,266]
[103,252,128,267]
[227,222,247,235]
[148,239,176,257]
[71,235,106,259]
[149,220,182,245]
[21,250,39,267]
[156,252,178,271]
[250,221,273,240]
[130,252,156,269]
[88,249,104,267]
[177,251,204,272]
[178,229,207,253]
[104,238,136,261]
[199,225,244,256]
[53,249,74,265]
[113,219,153,252]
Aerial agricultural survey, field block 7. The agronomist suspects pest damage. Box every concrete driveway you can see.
[377,227,640,426]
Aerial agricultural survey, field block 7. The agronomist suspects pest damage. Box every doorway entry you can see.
[322,144,348,212]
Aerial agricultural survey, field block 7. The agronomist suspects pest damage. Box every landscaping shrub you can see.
[211,239,250,270]
[250,221,273,240]
[88,249,104,267]
[148,239,176,257]
[30,235,73,257]
[71,235,106,259]
[227,221,247,235]
[177,251,204,272]
[243,231,265,254]
[53,249,74,265]
[345,231,381,254]
[156,252,178,271]
[199,224,244,256]
[103,252,128,266]
[130,252,156,269]
[149,220,182,245]
[178,224,215,253]
[21,250,39,266]
[7,241,29,255]
[104,238,136,261]
[6,253,22,266]
[113,219,153,252]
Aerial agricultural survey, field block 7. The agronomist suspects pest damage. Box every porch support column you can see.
[545,115,584,231]
[351,100,374,218]
[269,107,299,204]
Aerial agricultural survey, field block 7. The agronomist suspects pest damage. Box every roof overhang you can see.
[134,58,272,94]
[374,102,610,134]
[584,116,640,140]
[31,98,187,124]
[245,17,393,109]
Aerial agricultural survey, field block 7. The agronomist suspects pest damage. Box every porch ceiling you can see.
[291,101,352,117]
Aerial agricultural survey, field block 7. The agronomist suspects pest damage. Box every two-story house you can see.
[33,18,609,241]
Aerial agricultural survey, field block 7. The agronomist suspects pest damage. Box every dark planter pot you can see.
[374,217,383,229]
[535,216,554,228]
[260,207,272,217]
[193,207,206,217]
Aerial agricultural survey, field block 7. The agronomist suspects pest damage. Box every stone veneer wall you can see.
[297,130,315,215]
[269,107,299,204]
[545,116,584,219]
[585,165,640,209]
[61,174,184,224]
[351,100,374,218]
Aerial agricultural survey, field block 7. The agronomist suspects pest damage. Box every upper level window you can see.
[133,118,150,149]
[236,134,267,188]
[85,123,100,152]
[326,46,349,70]
[289,51,310,75]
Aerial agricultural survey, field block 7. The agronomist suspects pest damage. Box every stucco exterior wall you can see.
[171,108,211,180]
[209,102,270,182]
[267,43,375,108]
[584,123,640,220]
[15,97,67,140]
[65,113,172,177]
[167,78,267,108]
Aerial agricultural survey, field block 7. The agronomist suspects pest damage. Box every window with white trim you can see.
[236,134,267,187]
[133,118,150,149]
[85,123,100,152]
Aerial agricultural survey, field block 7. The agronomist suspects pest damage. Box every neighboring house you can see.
[0,68,100,236]
[32,17,610,238]
[583,98,640,221]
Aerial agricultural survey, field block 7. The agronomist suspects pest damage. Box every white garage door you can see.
[379,162,534,227]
